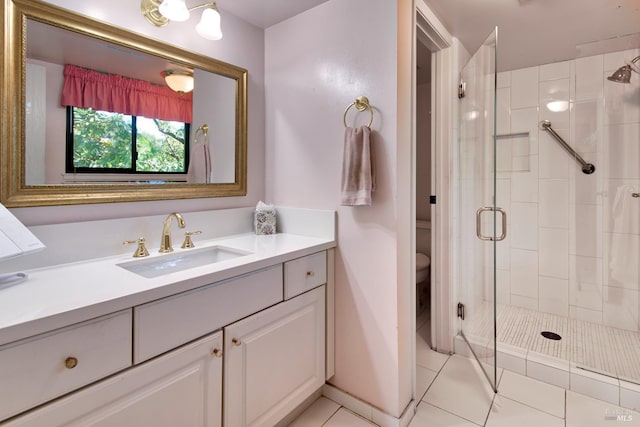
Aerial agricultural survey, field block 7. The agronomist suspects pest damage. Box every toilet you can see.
[416,220,431,284]
[416,220,431,312]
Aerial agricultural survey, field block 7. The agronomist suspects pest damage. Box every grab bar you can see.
[539,120,595,174]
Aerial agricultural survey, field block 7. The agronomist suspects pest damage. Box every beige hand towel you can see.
[187,138,212,184]
[341,125,375,206]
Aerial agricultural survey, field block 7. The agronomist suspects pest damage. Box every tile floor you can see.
[290,310,640,426]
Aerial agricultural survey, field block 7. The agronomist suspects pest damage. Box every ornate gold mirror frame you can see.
[1,0,247,207]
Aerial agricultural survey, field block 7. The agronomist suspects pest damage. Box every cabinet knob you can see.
[306,271,314,277]
[65,357,78,369]
[232,338,241,346]
[212,348,223,358]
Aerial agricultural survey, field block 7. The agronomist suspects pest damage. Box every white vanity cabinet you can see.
[224,285,326,427]
[2,331,223,427]
[0,248,332,427]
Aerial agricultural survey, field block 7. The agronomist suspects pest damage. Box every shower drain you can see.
[541,331,562,340]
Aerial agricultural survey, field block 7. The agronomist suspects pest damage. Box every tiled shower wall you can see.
[494,48,640,332]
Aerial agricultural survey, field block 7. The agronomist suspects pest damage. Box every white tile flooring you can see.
[290,309,640,426]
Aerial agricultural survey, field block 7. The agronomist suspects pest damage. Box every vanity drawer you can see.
[284,251,327,299]
[0,310,132,422]
[134,265,283,364]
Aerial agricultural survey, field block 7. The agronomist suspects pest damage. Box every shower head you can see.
[608,65,632,83]
[608,55,640,83]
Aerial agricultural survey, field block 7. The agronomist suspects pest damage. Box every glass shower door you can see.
[457,28,500,392]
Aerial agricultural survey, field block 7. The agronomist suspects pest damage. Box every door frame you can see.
[414,1,453,353]
[412,0,455,400]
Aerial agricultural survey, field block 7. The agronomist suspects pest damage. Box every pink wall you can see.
[12,0,265,225]
[265,0,412,417]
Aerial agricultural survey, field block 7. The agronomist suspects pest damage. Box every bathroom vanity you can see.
[0,208,336,427]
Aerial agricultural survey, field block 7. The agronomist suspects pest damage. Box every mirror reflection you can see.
[25,19,236,186]
[1,0,247,207]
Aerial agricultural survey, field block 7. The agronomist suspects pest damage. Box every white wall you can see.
[494,48,640,332]
[265,0,413,417]
[192,69,236,184]
[25,59,68,185]
[12,0,265,226]
[25,62,47,185]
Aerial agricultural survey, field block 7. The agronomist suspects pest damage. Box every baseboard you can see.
[321,384,416,427]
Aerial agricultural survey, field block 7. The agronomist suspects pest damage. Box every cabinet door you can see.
[224,286,325,427]
[4,332,223,427]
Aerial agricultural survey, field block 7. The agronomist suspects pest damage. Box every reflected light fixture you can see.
[161,70,194,94]
[546,100,569,113]
[141,0,223,41]
[607,55,640,84]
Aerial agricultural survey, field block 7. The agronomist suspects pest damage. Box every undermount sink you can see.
[117,245,253,278]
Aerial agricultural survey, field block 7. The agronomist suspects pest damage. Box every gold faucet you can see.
[159,212,186,253]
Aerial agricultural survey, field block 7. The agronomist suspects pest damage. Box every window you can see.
[66,107,190,174]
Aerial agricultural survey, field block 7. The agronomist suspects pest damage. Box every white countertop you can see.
[0,232,335,347]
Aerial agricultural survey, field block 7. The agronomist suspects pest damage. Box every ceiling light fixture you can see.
[141,0,223,41]
[161,70,194,94]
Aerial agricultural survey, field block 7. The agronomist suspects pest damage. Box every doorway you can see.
[412,3,454,407]
[415,37,433,343]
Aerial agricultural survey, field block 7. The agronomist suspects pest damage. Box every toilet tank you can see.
[416,220,431,257]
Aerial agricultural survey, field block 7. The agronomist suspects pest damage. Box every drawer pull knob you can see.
[306,271,314,277]
[212,348,223,358]
[232,338,241,346]
[65,357,78,369]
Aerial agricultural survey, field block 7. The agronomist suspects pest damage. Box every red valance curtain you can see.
[60,64,192,123]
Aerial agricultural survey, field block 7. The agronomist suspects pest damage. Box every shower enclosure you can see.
[457,31,640,394]
[457,27,500,392]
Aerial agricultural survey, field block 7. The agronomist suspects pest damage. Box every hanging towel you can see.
[187,135,212,184]
[341,125,375,206]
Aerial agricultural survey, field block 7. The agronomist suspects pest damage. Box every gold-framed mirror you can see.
[1,0,247,207]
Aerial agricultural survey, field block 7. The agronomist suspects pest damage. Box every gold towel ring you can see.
[195,124,209,137]
[343,96,373,128]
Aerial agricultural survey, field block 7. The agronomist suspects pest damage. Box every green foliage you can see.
[72,109,186,173]
[73,109,132,169]
[136,117,186,172]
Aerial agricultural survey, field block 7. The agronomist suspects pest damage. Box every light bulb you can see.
[158,0,190,22]
[196,7,223,40]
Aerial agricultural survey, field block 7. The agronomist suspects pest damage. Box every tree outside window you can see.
[67,107,190,174]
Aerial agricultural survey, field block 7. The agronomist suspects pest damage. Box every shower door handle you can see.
[476,207,507,242]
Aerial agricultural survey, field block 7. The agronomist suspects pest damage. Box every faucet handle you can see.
[123,237,150,258]
[181,231,202,249]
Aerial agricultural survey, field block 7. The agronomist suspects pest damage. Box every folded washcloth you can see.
[340,125,375,206]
